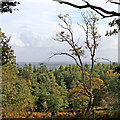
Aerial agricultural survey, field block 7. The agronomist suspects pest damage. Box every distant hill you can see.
[17,61,74,67]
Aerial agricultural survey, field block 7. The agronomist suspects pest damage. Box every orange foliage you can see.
[105,70,116,79]
[29,112,51,118]
[69,83,85,95]
[92,77,104,89]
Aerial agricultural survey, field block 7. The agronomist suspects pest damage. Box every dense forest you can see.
[1,28,120,119]
[1,0,120,119]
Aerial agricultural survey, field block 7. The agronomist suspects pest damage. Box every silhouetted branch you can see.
[53,0,120,18]
[96,58,112,64]
[107,0,120,5]
[49,52,80,67]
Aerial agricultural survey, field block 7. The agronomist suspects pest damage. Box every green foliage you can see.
[0,29,16,65]
[4,59,120,118]
[38,71,69,112]
[107,74,120,117]
[2,50,120,119]
[54,65,76,89]
[17,64,40,111]
[2,63,34,118]
[2,26,119,119]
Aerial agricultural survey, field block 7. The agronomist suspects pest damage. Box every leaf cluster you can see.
[1,1,20,13]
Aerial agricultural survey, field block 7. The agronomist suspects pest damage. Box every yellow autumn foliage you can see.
[50,72,58,86]
[92,77,104,89]
[105,70,116,79]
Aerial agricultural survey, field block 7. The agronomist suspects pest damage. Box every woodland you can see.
[0,0,120,119]
[1,28,120,119]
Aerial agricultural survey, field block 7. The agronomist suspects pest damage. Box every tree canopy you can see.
[0,28,16,65]
[0,0,20,13]
[1,1,120,119]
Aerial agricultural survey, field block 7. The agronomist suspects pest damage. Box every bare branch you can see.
[49,52,80,67]
[53,0,120,18]
[49,51,92,97]
[96,57,112,64]
[107,0,120,5]
[51,13,103,114]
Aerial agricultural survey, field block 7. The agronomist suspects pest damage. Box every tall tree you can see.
[0,28,16,65]
[2,63,34,118]
[50,13,101,115]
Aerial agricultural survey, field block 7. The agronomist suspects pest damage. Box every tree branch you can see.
[107,1,120,5]
[49,52,80,67]
[53,0,120,18]
[49,52,91,96]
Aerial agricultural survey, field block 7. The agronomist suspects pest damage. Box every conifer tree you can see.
[0,28,16,65]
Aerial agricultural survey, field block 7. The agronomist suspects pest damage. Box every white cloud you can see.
[10,34,25,47]
[0,0,118,62]
[9,29,69,50]
[18,30,52,48]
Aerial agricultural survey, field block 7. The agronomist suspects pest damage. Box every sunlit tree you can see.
[0,28,16,65]
[50,12,101,115]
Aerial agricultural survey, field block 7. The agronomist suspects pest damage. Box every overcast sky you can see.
[0,0,118,63]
